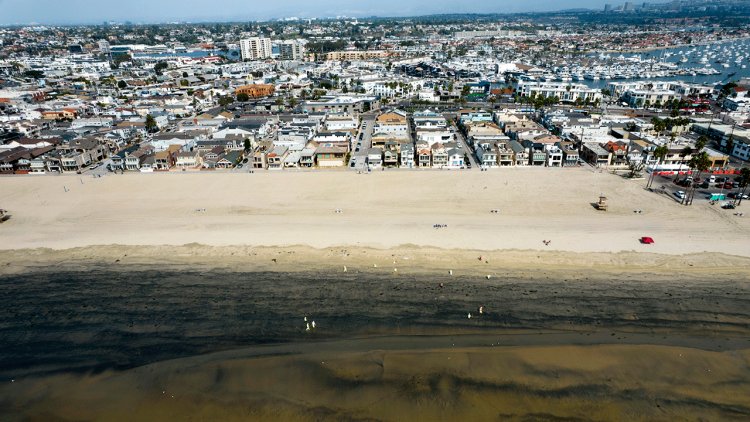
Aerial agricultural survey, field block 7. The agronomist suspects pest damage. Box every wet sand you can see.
[3,340,750,421]
[2,254,750,421]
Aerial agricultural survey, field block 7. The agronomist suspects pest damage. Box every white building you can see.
[416,129,453,146]
[325,114,358,131]
[723,89,749,113]
[278,40,306,60]
[240,37,272,61]
[623,89,681,108]
[516,81,602,104]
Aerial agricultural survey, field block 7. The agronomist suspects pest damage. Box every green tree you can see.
[646,145,669,189]
[236,93,249,102]
[23,70,45,79]
[218,96,233,107]
[154,62,168,75]
[684,152,711,205]
[117,80,127,89]
[695,136,707,153]
[683,136,707,183]
[243,138,252,152]
[673,146,692,182]
[651,117,665,135]
[736,167,750,206]
[145,114,158,133]
[628,161,645,178]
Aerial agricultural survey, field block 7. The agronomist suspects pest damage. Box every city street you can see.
[444,113,479,169]
[350,113,376,171]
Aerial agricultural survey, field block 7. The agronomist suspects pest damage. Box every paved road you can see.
[444,113,479,169]
[350,113,376,171]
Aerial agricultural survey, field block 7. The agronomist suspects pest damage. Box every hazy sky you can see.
[0,0,615,25]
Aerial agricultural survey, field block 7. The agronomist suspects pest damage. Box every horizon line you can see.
[0,7,622,28]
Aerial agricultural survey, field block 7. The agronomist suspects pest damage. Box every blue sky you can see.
[0,0,615,25]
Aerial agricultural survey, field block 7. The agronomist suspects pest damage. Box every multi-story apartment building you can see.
[278,40,306,60]
[240,37,272,61]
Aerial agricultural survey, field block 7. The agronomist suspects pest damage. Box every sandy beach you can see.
[2,168,750,421]
[1,167,748,255]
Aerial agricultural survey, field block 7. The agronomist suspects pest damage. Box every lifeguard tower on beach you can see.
[595,194,608,211]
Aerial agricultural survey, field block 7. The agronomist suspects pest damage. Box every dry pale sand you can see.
[1,167,748,256]
[3,341,750,421]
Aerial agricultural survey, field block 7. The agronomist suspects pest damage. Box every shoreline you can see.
[3,243,750,277]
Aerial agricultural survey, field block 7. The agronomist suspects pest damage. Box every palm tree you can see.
[684,152,711,205]
[683,136,707,183]
[651,117,664,136]
[647,145,669,189]
[673,146,692,182]
[736,167,750,206]
[695,136,707,152]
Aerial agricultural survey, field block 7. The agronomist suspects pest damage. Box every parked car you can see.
[674,190,686,199]
[722,203,736,210]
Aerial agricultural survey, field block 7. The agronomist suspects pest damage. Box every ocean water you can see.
[579,38,750,89]
[2,268,750,378]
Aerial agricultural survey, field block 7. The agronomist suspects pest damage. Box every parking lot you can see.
[651,173,746,206]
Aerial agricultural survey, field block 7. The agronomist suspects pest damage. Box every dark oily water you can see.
[2,268,750,377]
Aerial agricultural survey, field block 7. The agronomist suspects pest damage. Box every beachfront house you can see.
[510,140,529,166]
[476,145,498,168]
[417,142,431,167]
[558,142,580,167]
[267,146,289,170]
[447,148,464,169]
[580,143,612,167]
[497,141,514,166]
[367,147,383,170]
[431,144,448,168]
[400,143,415,168]
[546,145,563,167]
[175,151,202,168]
[300,148,316,168]
[383,144,400,167]
[316,146,347,167]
